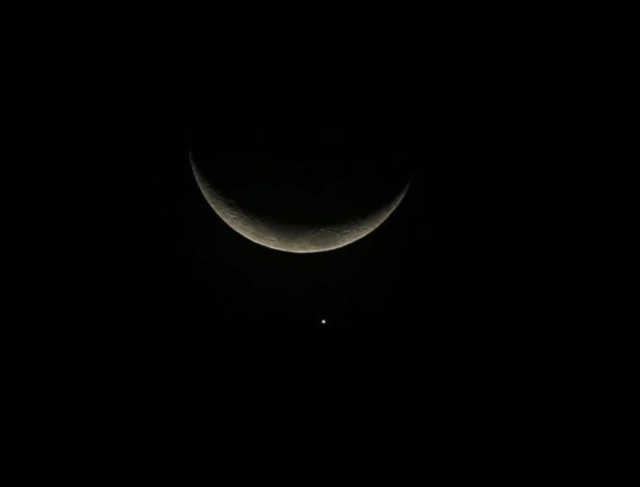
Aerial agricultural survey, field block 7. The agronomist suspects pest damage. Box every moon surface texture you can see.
[189,122,412,254]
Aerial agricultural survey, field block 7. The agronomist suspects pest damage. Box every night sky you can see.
[17,18,626,456]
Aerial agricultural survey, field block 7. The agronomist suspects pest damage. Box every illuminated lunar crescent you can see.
[190,152,411,254]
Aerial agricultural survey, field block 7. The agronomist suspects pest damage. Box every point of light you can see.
[321,319,327,324]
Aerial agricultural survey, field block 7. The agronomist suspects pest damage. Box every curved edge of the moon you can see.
[190,153,412,254]
[191,156,281,246]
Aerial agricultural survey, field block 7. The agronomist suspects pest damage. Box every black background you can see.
[17,17,626,456]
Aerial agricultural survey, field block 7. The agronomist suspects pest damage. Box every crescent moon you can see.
[190,155,411,254]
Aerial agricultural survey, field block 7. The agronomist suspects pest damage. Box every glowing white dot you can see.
[321,319,327,324]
